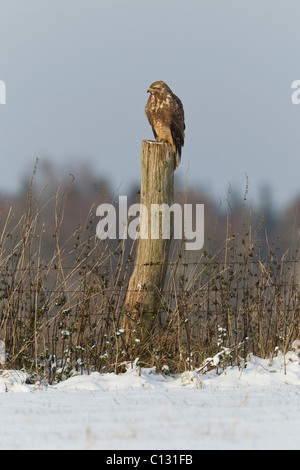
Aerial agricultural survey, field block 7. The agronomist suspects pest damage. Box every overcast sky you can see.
[1,0,300,208]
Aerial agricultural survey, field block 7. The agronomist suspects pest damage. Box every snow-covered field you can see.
[0,352,299,450]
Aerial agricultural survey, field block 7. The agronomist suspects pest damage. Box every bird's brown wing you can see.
[171,95,185,159]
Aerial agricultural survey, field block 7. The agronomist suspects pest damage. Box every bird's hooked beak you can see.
[147,87,154,94]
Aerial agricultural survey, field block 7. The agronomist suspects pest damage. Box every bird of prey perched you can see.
[145,81,185,168]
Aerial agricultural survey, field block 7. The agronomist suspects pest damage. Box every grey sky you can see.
[0,0,300,207]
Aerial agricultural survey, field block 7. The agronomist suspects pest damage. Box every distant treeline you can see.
[1,160,298,261]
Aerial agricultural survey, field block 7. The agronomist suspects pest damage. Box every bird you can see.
[145,81,185,168]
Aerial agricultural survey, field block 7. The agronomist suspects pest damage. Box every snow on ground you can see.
[0,352,299,450]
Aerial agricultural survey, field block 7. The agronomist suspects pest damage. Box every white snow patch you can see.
[0,370,29,393]
[181,370,202,389]
[0,351,299,449]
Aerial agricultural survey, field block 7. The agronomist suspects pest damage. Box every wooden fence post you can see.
[122,140,175,354]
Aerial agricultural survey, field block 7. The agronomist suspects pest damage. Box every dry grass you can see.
[0,173,299,382]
